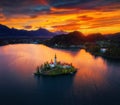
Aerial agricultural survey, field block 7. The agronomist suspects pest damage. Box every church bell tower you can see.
[54,54,57,65]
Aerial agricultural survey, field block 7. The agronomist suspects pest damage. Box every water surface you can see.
[0,44,120,105]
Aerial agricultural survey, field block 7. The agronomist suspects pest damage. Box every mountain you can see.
[44,31,120,46]
[54,30,68,35]
[44,31,86,46]
[0,24,120,43]
[0,24,55,38]
[106,32,120,42]
[85,33,106,42]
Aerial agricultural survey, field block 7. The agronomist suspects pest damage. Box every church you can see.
[34,54,77,76]
[49,54,57,68]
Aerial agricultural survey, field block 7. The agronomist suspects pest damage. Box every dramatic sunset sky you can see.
[0,0,120,34]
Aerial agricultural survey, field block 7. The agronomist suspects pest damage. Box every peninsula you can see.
[34,54,77,76]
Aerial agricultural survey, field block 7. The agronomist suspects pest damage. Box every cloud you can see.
[0,0,119,17]
[29,15,38,19]
[23,25,32,29]
[0,0,51,17]
[77,15,94,21]
[0,13,6,21]
[0,0,120,34]
[38,0,49,5]
[52,22,81,31]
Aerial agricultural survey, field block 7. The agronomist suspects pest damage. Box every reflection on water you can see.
[0,44,120,105]
[0,44,107,85]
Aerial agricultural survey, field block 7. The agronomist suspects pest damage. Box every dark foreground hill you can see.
[44,31,120,46]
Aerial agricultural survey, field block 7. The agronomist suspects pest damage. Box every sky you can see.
[0,0,120,34]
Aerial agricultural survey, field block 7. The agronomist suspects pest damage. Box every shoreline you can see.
[0,43,120,60]
[34,70,77,77]
[89,52,120,60]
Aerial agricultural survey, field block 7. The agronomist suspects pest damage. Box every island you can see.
[34,54,77,76]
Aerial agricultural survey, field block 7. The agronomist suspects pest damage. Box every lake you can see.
[0,44,120,105]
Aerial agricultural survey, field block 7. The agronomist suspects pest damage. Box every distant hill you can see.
[85,33,106,42]
[0,24,120,43]
[44,31,86,46]
[54,30,68,35]
[44,31,120,46]
[0,24,55,38]
[106,32,120,42]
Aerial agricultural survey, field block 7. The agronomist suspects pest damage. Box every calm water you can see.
[0,44,120,105]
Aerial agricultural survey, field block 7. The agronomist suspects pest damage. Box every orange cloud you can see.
[0,13,6,22]
[52,23,81,31]
[77,15,94,21]
[0,3,120,35]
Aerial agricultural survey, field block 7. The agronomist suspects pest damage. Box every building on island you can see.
[49,54,57,68]
[54,54,57,65]
[49,54,71,69]
[34,54,77,76]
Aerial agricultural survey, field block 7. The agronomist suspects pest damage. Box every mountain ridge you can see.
[44,31,120,46]
[0,24,55,38]
[0,24,120,40]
